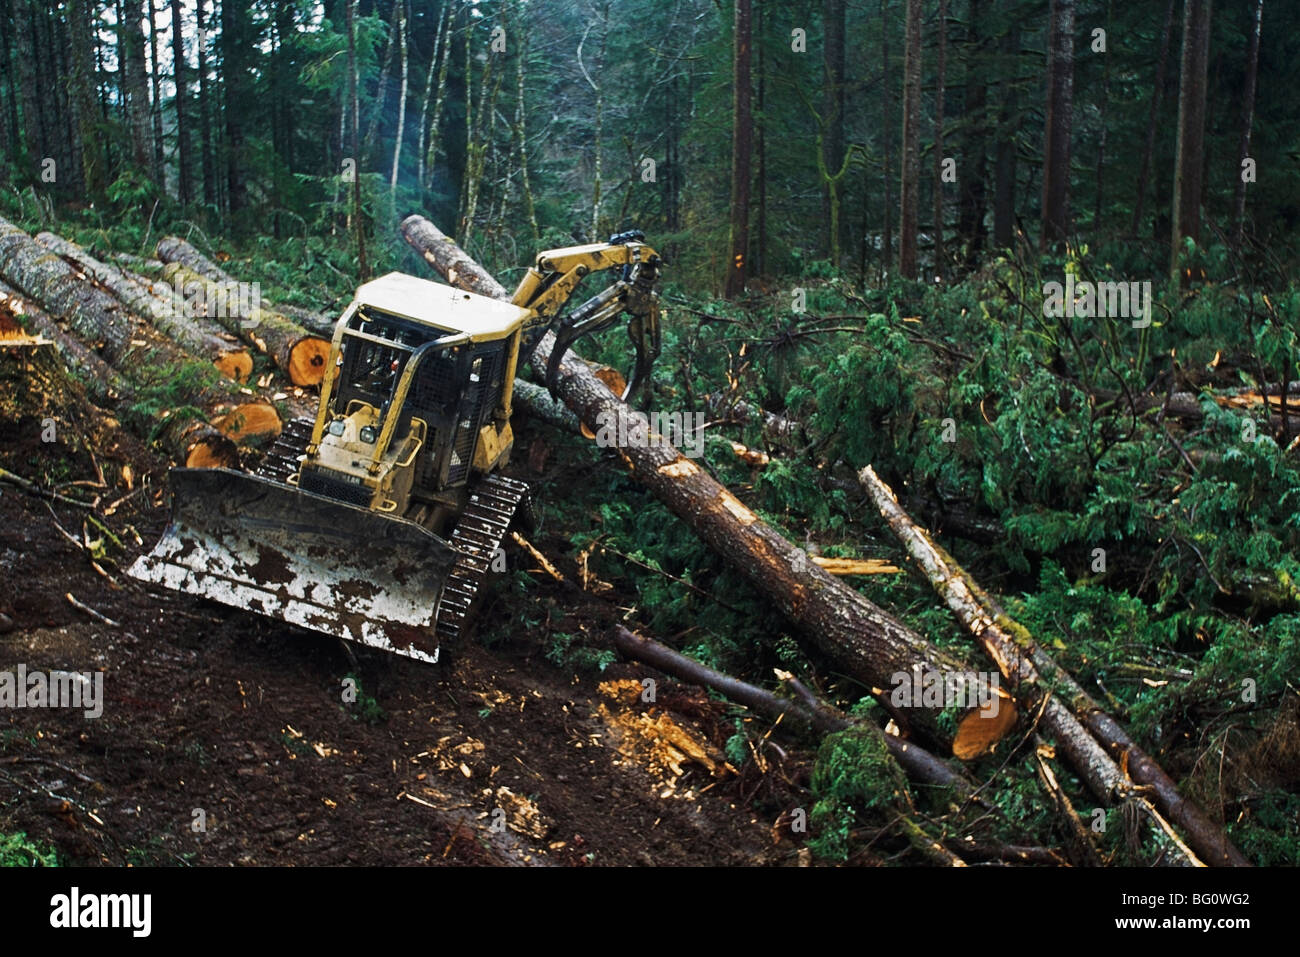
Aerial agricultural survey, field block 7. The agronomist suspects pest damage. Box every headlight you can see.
[359,425,378,444]
[327,419,346,437]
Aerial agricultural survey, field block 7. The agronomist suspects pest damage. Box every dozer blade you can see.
[127,468,457,663]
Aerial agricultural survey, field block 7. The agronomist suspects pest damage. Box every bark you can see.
[345,0,368,278]
[121,0,153,170]
[388,1,409,195]
[196,0,216,211]
[992,21,1020,249]
[416,0,451,191]
[1040,0,1074,249]
[899,0,922,278]
[36,232,252,382]
[957,0,988,258]
[1232,0,1264,244]
[1131,0,1176,237]
[401,214,1004,753]
[933,0,948,276]
[146,0,164,181]
[160,262,330,387]
[1172,0,1211,279]
[723,0,752,298]
[0,278,131,402]
[821,0,846,260]
[880,0,893,277]
[512,9,539,245]
[858,464,1251,867]
[155,236,335,335]
[171,0,193,205]
[0,217,270,465]
[68,0,105,198]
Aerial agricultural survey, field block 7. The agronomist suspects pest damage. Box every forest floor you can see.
[0,350,803,867]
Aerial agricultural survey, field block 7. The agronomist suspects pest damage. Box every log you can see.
[857,464,1250,867]
[36,232,253,382]
[160,262,330,387]
[610,625,974,797]
[0,278,131,403]
[0,217,271,466]
[156,235,336,335]
[399,215,1005,754]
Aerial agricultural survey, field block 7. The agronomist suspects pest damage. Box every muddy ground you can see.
[0,348,806,867]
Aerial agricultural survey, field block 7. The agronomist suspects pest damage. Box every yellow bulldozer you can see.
[128,232,662,663]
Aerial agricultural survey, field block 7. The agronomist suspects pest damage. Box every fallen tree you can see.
[160,262,329,387]
[857,464,1250,867]
[400,215,1250,865]
[36,232,253,383]
[400,217,1016,760]
[0,217,275,466]
[156,235,335,335]
[0,278,131,403]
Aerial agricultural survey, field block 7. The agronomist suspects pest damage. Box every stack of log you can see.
[0,216,328,468]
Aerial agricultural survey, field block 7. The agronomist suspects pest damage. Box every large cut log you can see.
[0,217,275,465]
[857,465,1250,867]
[36,232,253,382]
[400,215,1007,754]
[0,278,131,403]
[156,235,335,335]
[160,262,330,387]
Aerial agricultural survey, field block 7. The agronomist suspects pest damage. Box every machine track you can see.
[250,416,529,645]
[434,474,531,642]
[254,416,315,482]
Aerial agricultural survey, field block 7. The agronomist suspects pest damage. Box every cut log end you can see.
[213,402,282,443]
[214,349,254,383]
[952,694,1019,760]
[288,337,331,387]
[184,436,241,469]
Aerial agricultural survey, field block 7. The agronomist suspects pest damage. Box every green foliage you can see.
[807,725,907,861]
[0,831,58,867]
[343,673,385,724]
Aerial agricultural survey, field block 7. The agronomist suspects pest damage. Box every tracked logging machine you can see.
[129,233,662,662]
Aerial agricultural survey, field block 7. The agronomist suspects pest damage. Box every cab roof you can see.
[353,272,529,340]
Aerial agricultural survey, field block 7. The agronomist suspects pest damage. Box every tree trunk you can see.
[992,19,1020,249]
[1171,0,1212,279]
[196,0,216,212]
[146,0,165,181]
[0,277,131,403]
[68,0,105,199]
[121,0,153,171]
[402,214,1006,756]
[389,1,410,195]
[821,0,846,261]
[512,6,539,245]
[1040,0,1075,249]
[36,232,252,382]
[723,0,752,299]
[1232,0,1263,244]
[857,464,1251,867]
[220,0,250,217]
[933,0,948,277]
[170,0,192,204]
[346,0,368,279]
[416,1,451,191]
[899,0,922,279]
[159,262,329,387]
[13,0,44,166]
[880,0,893,279]
[958,0,988,259]
[1092,0,1112,228]
[1131,0,1176,238]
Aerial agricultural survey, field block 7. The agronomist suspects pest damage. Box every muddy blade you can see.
[128,468,455,663]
